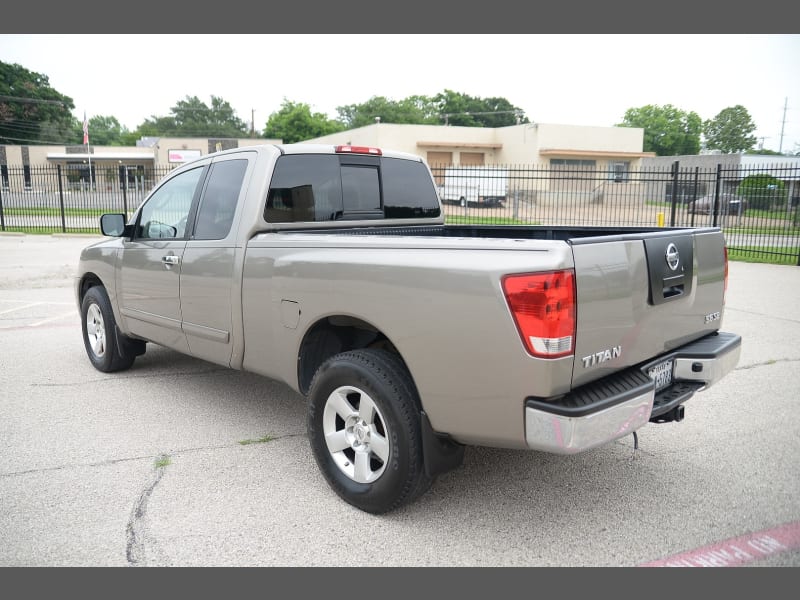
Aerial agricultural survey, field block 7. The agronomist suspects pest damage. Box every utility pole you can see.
[758,136,769,151]
[779,97,788,154]
[251,108,255,138]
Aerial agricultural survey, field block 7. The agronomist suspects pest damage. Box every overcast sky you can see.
[2,33,799,153]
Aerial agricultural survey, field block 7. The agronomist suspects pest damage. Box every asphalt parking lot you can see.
[1,233,798,567]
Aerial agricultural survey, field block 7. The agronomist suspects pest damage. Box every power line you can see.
[0,94,67,106]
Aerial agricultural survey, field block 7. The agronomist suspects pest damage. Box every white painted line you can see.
[29,311,77,327]
[0,302,43,316]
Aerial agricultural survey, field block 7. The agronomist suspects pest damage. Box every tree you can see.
[263,100,345,143]
[72,115,130,146]
[135,95,248,138]
[0,61,76,144]
[618,104,702,156]
[432,90,528,127]
[336,90,528,129]
[337,95,439,128]
[703,105,757,154]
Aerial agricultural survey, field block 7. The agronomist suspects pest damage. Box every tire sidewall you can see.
[81,287,115,372]
[308,352,419,513]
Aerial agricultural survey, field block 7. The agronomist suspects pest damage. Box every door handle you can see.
[162,255,180,266]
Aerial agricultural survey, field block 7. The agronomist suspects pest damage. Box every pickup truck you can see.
[75,143,741,514]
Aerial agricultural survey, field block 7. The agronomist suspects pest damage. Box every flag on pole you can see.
[83,111,89,145]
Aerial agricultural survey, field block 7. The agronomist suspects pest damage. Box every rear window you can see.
[264,154,440,223]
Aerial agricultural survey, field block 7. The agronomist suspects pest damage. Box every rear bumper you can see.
[524,331,741,454]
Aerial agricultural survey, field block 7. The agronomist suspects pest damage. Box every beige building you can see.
[304,122,653,175]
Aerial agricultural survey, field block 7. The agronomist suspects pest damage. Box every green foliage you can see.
[433,90,528,127]
[618,104,702,156]
[74,115,131,146]
[263,99,345,143]
[337,95,439,128]
[1,61,76,144]
[336,90,527,129]
[703,105,757,153]
[736,174,787,210]
[134,95,248,138]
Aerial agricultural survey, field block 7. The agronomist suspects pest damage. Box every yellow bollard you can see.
[657,212,665,227]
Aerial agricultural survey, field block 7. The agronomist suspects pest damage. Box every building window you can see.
[608,161,630,182]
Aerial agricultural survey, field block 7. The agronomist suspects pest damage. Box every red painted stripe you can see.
[639,521,800,567]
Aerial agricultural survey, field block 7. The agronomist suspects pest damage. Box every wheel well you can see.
[297,316,404,396]
[78,274,103,302]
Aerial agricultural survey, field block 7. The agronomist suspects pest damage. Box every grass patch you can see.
[154,456,171,468]
[1,226,100,235]
[238,434,274,446]
[445,216,538,225]
[3,207,110,218]
[727,247,798,265]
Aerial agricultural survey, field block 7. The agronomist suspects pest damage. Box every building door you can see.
[427,151,452,185]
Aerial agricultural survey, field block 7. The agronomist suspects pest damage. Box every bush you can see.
[737,174,787,211]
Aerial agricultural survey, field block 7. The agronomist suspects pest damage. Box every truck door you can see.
[118,165,207,353]
[180,156,250,367]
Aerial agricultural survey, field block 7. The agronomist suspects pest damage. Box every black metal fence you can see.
[1,161,798,264]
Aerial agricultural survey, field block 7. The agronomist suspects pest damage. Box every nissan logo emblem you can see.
[665,243,680,271]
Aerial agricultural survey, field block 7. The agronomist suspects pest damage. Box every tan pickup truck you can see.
[75,144,741,513]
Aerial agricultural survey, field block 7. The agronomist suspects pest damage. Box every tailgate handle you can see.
[662,274,684,299]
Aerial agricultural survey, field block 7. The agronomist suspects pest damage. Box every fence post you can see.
[0,178,5,232]
[119,165,128,217]
[57,165,66,233]
[670,161,680,226]
[712,164,722,228]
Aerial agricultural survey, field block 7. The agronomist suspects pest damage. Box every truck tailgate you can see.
[570,229,727,389]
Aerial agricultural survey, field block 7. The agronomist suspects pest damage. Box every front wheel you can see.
[81,286,140,372]
[459,197,466,207]
[307,349,433,513]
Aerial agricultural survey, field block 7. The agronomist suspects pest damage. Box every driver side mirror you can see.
[100,213,128,237]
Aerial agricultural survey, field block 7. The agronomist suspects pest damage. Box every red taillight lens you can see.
[335,145,382,155]
[502,270,576,358]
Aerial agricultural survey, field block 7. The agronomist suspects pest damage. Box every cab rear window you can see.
[264,154,440,223]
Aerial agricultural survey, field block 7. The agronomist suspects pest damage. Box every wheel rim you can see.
[322,385,390,484]
[85,303,106,358]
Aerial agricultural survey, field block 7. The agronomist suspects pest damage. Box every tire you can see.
[80,286,139,373]
[307,349,433,514]
[459,197,466,208]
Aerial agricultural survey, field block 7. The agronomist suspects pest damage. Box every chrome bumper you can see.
[525,331,741,454]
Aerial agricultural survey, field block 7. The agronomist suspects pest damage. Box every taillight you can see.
[502,270,576,358]
[335,145,382,156]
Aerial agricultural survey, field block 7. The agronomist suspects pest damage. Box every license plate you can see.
[647,359,674,392]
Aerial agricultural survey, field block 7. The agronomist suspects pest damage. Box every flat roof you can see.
[46,152,155,161]
[539,149,656,158]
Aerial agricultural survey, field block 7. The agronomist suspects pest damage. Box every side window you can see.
[381,158,441,219]
[266,155,343,223]
[193,159,248,240]
[136,167,204,239]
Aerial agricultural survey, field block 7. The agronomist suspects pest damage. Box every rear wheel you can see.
[459,197,466,207]
[307,349,433,513]
[81,286,140,372]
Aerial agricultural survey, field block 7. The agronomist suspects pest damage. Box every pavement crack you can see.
[126,454,169,567]
[0,433,306,479]
[736,357,799,370]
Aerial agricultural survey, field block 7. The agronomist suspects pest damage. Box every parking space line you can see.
[639,520,800,567]
[29,312,77,327]
[0,302,44,315]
